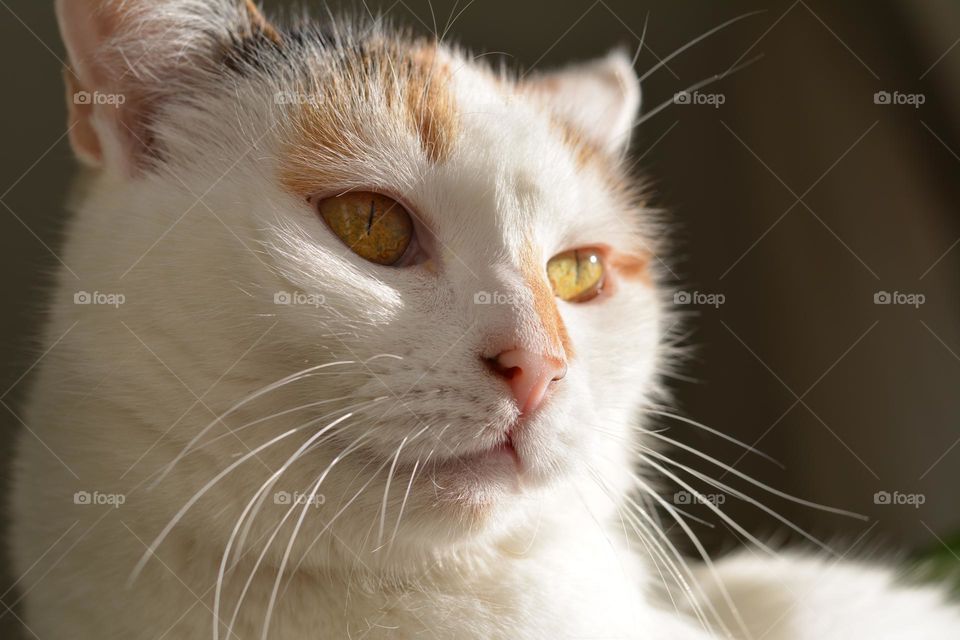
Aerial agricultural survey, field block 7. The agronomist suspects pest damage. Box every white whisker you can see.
[230,397,390,562]
[153,361,358,487]
[643,433,864,520]
[638,459,773,553]
[387,457,420,553]
[644,448,841,556]
[632,55,762,131]
[637,11,764,83]
[644,408,783,468]
[129,427,303,586]
[377,435,408,547]
[587,466,722,637]
[626,470,751,639]
[213,410,361,640]
[259,431,373,640]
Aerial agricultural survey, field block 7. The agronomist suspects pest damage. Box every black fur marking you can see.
[220,22,340,76]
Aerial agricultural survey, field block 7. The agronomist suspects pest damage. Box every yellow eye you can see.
[316,192,413,265]
[546,249,605,302]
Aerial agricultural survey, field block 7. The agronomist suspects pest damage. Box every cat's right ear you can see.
[56,0,125,168]
[55,0,276,173]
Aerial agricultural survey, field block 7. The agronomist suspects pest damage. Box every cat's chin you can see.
[430,439,524,500]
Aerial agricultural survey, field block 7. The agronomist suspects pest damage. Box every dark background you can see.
[2,0,960,636]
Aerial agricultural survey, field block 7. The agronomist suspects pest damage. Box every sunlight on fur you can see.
[8,1,960,639]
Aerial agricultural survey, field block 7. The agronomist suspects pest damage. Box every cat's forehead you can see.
[273,36,634,253]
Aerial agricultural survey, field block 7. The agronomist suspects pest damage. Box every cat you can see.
[8,1,960,638]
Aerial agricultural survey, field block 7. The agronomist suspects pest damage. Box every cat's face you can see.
[58,0,663,564]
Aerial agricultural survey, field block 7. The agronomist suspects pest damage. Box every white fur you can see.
[10,2,960,638]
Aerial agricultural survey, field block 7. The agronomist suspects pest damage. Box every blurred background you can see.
[2,0,959,635]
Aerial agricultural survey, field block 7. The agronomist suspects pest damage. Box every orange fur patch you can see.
[549,114,601,170]
[405,45,458,164]
[243,0,281,43]
[279,39,458,196]
[521,247,574,360]
[610,251,651,285]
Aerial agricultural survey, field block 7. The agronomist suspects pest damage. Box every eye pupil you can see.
[547,248,605,303]
[316,192,413,266]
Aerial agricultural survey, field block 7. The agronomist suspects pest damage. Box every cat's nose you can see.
[487,348,567,415]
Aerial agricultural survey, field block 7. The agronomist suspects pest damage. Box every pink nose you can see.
[487,348,567,415]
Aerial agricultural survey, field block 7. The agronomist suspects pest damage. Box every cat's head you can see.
[57,0,664,565]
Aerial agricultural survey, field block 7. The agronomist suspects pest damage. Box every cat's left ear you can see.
[524,50,641,155]
[55,0,277,172]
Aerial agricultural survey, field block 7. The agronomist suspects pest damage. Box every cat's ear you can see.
[524,50,641,155]
[55,0,276,172]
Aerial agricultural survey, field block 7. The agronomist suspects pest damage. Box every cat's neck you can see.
[213,505,651,639]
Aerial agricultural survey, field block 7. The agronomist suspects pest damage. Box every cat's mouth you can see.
[451,436,521,471]
[423,432,529,502]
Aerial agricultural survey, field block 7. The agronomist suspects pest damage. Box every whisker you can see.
[386,449,424,554]
[638,458,773,553]
[213,410,363,640]
[629,11,650,68]
[234,454,388,636]
[637,10,764,83]
[193,394,379,462]
[585,466,721,637]
[229,397,390,562]
[152,361,359,487]
[129,426,304,586]
[641,435,865,520]
[644,408,783,468]
[288,456,391,584]
[223,469,325,640]
[377,435,408,547]
[643,448,844,556]
[625,470,751,639]
[259,431,374,640]
[631,54,763,132]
